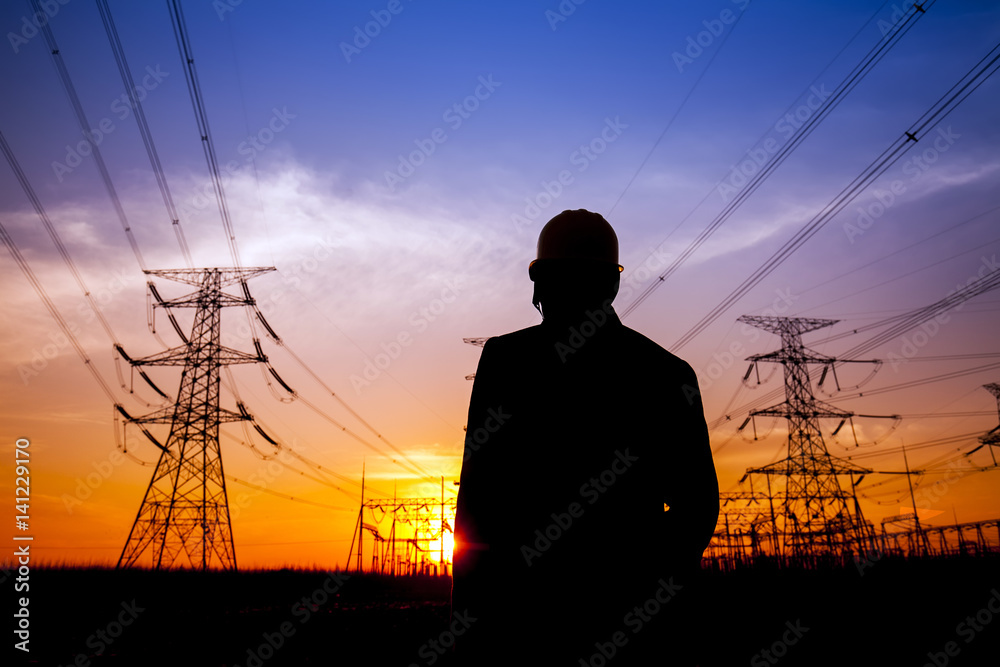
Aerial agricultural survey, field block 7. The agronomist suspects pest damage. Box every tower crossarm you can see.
[720,491,778,504]
[747,455,871,476]
[128,345,261,367]
[751,401,854,421]
[747,349,837,365]
[737,315,838,337]
[144,266,275,288]
[153,291,255,309]
[129,405,248,425]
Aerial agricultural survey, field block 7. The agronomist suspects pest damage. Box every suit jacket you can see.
[452,307,719,664]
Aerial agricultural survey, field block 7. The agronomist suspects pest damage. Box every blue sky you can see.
[1,0,999,566]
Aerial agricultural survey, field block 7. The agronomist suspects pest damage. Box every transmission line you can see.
[95,0,193,268]
[791,204,1000,311]
[166,0,241,269]
[608,0,751,214]
[0,220,119,404]
[28,0,147,270]
[0,129,165,406]
[672,39,1000,350]
[620,0,934,319]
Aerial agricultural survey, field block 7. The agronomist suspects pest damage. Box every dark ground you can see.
[6,555,1000,666]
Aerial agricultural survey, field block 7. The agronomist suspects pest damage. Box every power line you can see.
[671,38,1000,350]
[607,0,752,214]
[0,129,163,407]
[826,362,1000,402]
[126,1,441,485]
[95,0,194,268]
[0,131,119,345]
[166,0,241,269]
[711,358,1000,432]
[227,475,355,512]
[0,219,118,403]
[28,0,147,270]
[790,204,1000,312]
[620,0,934,320]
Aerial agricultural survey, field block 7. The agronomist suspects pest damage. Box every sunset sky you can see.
[1,0,999,569]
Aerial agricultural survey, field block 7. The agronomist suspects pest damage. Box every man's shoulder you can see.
[478,325,546,355]
[482,323,695,375]
[488,324,545,343]
[617,325,696,376]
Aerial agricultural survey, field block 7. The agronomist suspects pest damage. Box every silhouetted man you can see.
[452,210,719,665]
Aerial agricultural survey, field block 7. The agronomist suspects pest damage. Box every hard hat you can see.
[529,209,623,279]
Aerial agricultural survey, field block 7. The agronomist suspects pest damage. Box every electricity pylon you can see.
[738,315,881,558]
[980,383,1000,449]
[117,267,273,570]
[979,382,1000,465]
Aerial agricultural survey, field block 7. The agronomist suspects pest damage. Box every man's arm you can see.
[662,361,720,571]
[453,337,504,610]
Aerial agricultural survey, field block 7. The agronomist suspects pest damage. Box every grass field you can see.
[7,555,1000,666]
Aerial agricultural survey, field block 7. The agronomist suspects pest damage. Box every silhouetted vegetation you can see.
[9,555,1000,666]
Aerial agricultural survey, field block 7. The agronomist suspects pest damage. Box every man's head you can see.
[529,209,623,321]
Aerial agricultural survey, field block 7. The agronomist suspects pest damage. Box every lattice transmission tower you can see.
[117,267,274,570]
[737,315,882,558]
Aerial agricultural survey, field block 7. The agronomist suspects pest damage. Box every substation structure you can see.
[348,494,457,576]
[871,383,1000,559]
[705,320,1000,569]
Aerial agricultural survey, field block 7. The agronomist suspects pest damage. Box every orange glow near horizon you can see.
[428,532,455,567]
